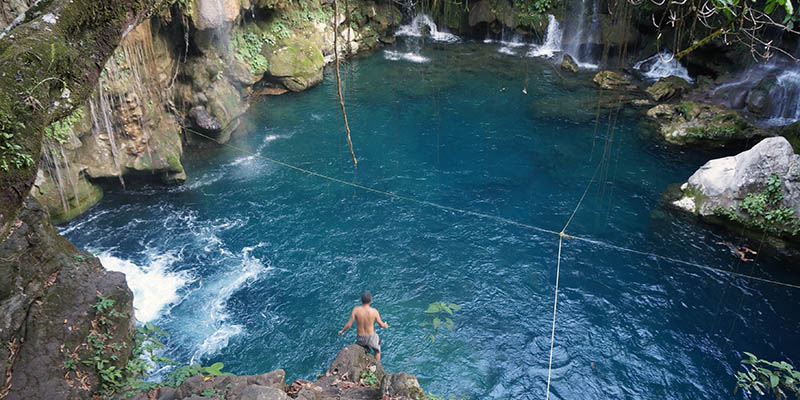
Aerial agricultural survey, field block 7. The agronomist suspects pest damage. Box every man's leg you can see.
[375,350,381,362]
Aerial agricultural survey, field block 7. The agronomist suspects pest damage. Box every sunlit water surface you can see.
[62,41,800,399]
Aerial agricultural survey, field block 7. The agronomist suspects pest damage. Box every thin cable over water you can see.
[188,128,800,292]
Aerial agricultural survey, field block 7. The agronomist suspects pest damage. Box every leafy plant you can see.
[735,352,800,399]
[716,174,800,236]
[420,302,461,342]
[232,30,270,72]
[360,369,379,387]
[0,109,33,172]
[201,388,218,397]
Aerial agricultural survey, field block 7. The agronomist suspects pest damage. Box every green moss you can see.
[44,107,85,144]
[232,27,271,74]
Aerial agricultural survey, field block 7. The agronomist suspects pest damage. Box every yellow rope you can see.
[188,129,800,291]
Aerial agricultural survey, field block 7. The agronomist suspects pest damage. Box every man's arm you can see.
[338,309,356,335]
[375,310,389,329]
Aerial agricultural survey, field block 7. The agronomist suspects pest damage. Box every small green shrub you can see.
[0,110,33,172]
[232,30,270,72]
[735,352,800,398]
[360,370,378,387]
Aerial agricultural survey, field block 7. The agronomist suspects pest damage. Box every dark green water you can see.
[62,41,800,399]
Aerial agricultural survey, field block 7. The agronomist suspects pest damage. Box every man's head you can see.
[361,291,372,305]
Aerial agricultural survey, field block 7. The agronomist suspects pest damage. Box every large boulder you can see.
[672,137,800,239]
[193,0,241,31]
[174,370,287,399]
[268,37,325,92]
[326,344,386,383]
[646,101,766,146]
[380,373,426,400]
[468,0,496,26]
[646,76,692,102]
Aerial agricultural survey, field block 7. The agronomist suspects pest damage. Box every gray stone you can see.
[326,344,386,383]
[679,137,800,217]
[189,105,223,134]
[646,76,691,102]
[380,372,426,400]
[232,385,290,400]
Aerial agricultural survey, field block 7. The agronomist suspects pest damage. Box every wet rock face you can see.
[380,373,426,400]
[189,105,224,134]
[561,54,579,73]
[646,101,766,146]
[193,0,241,31]
[468,0,496,27]
[0,197,135,399]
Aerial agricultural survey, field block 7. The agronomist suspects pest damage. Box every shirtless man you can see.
[338,291,389,362]
[718,241,758,262]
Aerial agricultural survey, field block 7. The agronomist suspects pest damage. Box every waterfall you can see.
[528,14,562,58]
[765,70,800,125]
[395,14,460,43]
[561,0,600,68]
[94,88,126,188]
[633,51,693,83]
[387,14,459,63]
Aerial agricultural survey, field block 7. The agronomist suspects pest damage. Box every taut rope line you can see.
[187,128,800,291]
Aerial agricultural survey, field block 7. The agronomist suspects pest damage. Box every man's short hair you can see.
[361,291,372,304]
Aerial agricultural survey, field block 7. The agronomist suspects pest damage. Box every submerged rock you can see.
[645,75,691,102]
[671,137,800,240]
[561,54,579,73]
[646,101,766,146]
[592,70,636,90]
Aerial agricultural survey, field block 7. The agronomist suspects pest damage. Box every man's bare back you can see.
[338,291,388,361]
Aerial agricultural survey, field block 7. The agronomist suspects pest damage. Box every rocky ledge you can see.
[670,137,800,243]
[133,345,426,400]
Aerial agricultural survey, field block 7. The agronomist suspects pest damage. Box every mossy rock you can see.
[268,36,324,92]
[778,121,800,154]
[646,76,691,102]
[593,70,636,90]
[646,101,767,146]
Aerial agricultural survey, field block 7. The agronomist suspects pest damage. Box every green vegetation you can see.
[359,369,379,387]
[714,175,800,236]
[421,301,461,342]
[64,295,233,397]
[515,0,553,28]
[44,107,84,144]
[0,109,34,172]
[232,30,271,72]
[735,352,799,399]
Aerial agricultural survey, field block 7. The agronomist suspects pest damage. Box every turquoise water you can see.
[62,41,800,399]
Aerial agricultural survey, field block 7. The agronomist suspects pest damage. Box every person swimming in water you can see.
[717,241,758,262]
[338,291,389,362]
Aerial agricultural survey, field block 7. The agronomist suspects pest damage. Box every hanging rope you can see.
[333,0,358,167]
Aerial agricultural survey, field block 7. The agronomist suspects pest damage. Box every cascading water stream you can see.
[386,14,460,63]
[528,14,562,58]
[633,51,693,83]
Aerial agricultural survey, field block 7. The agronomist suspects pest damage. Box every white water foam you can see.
[762,69,800,125]
[633,51,693,83]
[528,15,562,58]
[98,251,189,323]
[395,14,459,43]
[189,243,270,362]
[384,50,430,63]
